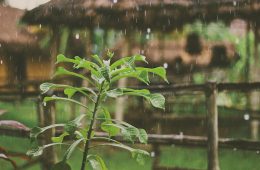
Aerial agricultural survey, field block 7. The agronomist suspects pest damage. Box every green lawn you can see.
[1,100,260,170]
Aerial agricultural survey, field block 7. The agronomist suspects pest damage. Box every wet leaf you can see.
[88,155,108,170]
[138,129,148,144]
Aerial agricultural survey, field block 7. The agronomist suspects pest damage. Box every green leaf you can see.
[56,54,75,64]
[52,132,69,143]
[121,127,139,143]
[100,109,120,136]
[110,55,147,70]
[64,88,77,98]
[54,67,93,85]
[107,50,114,59]
[64,138,84,160]
[88,155,108,170]
[147,93,165,110]
[138,129,148,144]
[106,89,123,98]
[43,95,90,111]
[91,54,103,66]
[138,70,150,84]
[40,83,96,100]
[26,146,44,157]
[51,161,71,170]
[101,122,120,137]
[40,82,55,94]
[147,67,168,83]
[131,149,150,165]
[64,121,79,135]
[100,66,110,83]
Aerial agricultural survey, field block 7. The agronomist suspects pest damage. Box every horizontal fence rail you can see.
[1,127,260,151]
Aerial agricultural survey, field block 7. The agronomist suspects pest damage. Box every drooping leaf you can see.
[54,67,93,85]
[121,127,139,143]
[131,149,150,165]
[26,146,44,157]
[51,161,71,170]
[43,95,89,111]
[147,67,168,83]
[88,155,108,170]
[106,88,123,98]
[147,93,165,110]
[63,138,84,160]
[138,129,148,144]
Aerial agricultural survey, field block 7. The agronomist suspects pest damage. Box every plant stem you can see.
[80,82,104,170]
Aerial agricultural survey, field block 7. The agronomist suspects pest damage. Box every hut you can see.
[0,3,50,90]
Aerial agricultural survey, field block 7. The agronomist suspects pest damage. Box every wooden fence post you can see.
[205,82,220,170]
[37,94,57,170]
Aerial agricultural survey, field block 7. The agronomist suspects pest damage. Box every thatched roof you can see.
[114,37,238,73]
[21,0,260,30]
[0,4,39,53]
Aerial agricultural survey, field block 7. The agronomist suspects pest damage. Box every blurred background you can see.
[1,0,260,170]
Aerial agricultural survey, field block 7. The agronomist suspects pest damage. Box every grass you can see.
[1,100,260,170]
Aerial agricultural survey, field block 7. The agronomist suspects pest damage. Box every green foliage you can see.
[27,50,168,169]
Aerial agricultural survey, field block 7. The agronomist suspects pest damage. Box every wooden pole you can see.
[205,82,219,170]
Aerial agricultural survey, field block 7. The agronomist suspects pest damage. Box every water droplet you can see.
[147,28,151,33]
[244,114,250,120]
[150,151,155,157]
[163,63,168,69]
[75,33,80,39]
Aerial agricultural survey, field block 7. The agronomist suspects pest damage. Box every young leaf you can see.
[64,88,77,98]
[52,132,69,143]
[100,66,110,83]
[64,121,79,135]
[91,54,103,66]
[51,161,71,170]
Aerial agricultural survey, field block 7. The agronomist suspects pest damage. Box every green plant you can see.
[27,50,168,170]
